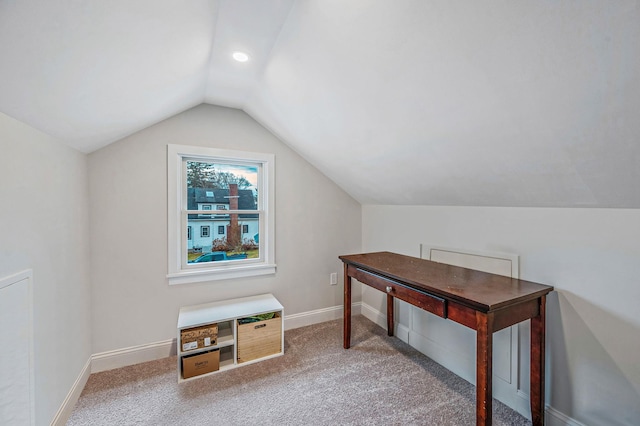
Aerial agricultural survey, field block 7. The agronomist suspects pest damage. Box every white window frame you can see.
[167,144,276,285]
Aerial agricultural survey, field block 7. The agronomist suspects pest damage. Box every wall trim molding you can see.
[546,406,586,426]
[0,269,35,425]
[87,302,365,375]
[91,339,176,374]
[50,356,91,426]
[55,302,592,426]
[284,302,361,330]
[359,301,384,325]
[361,301,584,426]
[56,303,363,422]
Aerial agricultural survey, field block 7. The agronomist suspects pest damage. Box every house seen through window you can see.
[187,160,259,263]
[167,145,275,284]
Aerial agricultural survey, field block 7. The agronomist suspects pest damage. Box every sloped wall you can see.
[88,104,361,354]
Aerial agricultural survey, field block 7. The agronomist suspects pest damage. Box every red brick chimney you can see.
[227,184,240,248]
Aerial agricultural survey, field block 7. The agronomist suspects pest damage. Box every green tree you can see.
[187,161,216,188]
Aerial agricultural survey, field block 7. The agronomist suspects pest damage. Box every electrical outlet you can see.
[330,272,337,285]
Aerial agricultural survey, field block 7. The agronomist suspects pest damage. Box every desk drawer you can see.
[352,267,446,318]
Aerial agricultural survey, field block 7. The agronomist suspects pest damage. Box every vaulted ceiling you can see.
[1,1,639,207]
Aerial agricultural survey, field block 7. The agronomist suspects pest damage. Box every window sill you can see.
[167,263,277,285]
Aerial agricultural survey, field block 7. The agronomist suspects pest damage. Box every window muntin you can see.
[167,145,275,284]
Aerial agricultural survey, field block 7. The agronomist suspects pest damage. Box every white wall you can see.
[0,113,92,425]
[362,205,640,425]
[88,104,361,354]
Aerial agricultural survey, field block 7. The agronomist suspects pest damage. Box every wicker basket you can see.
[237,312,281,363]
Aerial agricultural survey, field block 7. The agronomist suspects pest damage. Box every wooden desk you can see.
[340,251,553,426]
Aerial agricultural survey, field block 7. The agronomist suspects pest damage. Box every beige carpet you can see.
[68,316,531,425]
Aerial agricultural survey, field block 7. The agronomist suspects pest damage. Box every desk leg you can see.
[386,294,394,336]
[530,295,547,426]
[343,266,351,349]
[476,312,494,426]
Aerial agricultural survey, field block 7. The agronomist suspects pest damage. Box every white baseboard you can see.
[90,302,362,374]
[50,357,91,426]
[91,339,176,373]
[546,405,586,426]
[361,302,585,426]
[284,302,361,330]
[358,301,411,346]
[61,302,582,426]
[360,301,385,327]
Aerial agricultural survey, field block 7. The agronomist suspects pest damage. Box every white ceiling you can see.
[1,1,639,207]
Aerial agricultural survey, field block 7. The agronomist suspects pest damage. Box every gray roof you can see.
[187,188,257,219]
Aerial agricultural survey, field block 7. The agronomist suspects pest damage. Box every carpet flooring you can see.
[67,316,531,425]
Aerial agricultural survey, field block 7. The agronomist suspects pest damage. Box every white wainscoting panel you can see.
[0,270,34,426]
[413,245,531,418]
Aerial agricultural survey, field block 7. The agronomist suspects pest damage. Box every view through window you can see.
[186,160,260,264]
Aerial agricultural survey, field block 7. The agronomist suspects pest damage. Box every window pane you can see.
[187,220,260,263]
[186,161,258,211]
[187,216,260,264]
[186,160,260,264]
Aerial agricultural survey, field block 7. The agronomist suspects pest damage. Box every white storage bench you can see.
[176,293,284,381]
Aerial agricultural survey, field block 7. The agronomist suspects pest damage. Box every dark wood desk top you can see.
[339,251,553,312]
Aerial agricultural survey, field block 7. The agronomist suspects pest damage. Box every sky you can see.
[216,163,258,188]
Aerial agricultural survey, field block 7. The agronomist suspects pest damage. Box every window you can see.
[199,204,213,218]
[167,144,275,284]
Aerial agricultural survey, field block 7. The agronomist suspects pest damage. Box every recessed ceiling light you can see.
[232,51,249,62]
